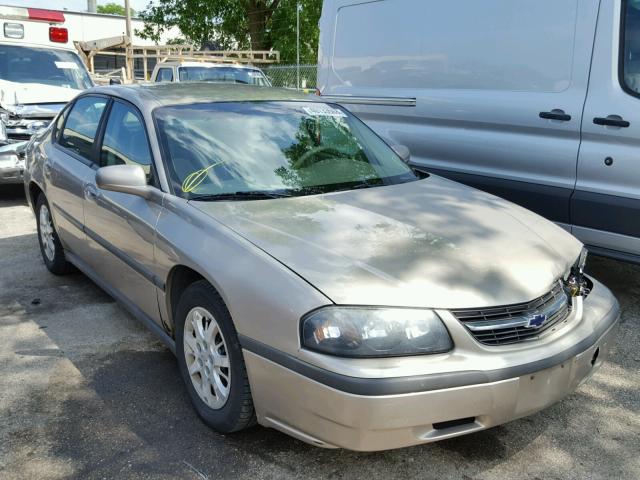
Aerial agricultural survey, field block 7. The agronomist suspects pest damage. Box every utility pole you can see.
[125,0,133,82]
[296,2,300,90]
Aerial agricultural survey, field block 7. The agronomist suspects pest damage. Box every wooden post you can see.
[142,48,148,80]
[124,0,133,81]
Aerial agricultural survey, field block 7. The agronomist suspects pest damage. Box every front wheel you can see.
[175,280,256,433]
[35,194,73,275]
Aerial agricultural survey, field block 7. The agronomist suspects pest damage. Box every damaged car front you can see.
[0,43,93,184]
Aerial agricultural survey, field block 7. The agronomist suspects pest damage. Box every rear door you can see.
[46,95,107,256]
[83,99,164,324]
[319,0,599,225]
[573,0,640,259]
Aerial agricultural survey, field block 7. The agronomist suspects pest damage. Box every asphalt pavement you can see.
[1,184,638,480]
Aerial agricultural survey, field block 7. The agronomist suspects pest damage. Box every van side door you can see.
[573,0,640,259]
[319,0,599,225]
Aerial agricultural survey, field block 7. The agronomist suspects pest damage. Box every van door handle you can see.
[593,116,630,128]
[539,110,571,121]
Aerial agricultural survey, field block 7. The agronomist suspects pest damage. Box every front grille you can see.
[7,133,32,142]
[452,282,572,346]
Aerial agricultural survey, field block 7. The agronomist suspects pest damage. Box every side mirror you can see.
[96,165,154,199]
[391,144,411,164]
[109,78,122,85]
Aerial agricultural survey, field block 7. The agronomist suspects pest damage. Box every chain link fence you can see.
[263,64,317,91]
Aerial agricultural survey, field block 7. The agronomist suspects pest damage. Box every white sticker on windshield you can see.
[55,61,78,70]
[302,105,347,118]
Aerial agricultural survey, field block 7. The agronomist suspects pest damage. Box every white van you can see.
[0,6,92,184]
[317,0,640,263]
[150,61,271,86]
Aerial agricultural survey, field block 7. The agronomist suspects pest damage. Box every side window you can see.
[59,96,107,161]
[622,0,640,96]
[156,68,173,82]
[100,101,153,181]
[332,0,578,92]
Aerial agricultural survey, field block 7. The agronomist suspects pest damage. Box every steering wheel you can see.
[292,145,351,169]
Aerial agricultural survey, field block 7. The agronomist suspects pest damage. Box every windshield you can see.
[178,66,271,86]
[155,101,418,199]
[0,45,92,90]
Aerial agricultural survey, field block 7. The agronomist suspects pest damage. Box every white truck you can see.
[0,6,92,184]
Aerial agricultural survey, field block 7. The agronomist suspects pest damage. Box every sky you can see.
[2,0,152,14]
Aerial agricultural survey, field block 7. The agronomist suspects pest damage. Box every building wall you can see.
[63,10,182,45]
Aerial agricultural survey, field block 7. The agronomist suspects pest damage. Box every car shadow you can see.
[0,184,28,206]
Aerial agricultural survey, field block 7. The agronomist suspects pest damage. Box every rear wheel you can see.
[35,194,73,275]
[175,280,256,433]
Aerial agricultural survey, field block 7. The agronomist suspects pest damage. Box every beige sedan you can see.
[23,83,619,451]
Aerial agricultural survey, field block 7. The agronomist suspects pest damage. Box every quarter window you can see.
[622,0,640,95]
[100,101,153,180]
[54,105,69,141]
[59,96,107,161]
[156,68,173,82]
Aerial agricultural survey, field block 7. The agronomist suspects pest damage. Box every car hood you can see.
[193,177,582,309]
[0,80,80,113]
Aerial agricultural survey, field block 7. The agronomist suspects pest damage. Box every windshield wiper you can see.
[189,190,293,201]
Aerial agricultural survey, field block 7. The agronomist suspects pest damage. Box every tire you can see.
[175,280,256,433]
[35,194,74,275]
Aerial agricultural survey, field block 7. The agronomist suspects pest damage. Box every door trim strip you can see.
[320,95,417,107]
[53,203,165,291]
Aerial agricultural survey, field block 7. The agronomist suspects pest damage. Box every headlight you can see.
[577,246,588,274]
[565,247,590,297]
[301,307,453,357]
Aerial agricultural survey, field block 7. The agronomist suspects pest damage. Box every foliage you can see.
[97,2,135,16]
[137,0,321,63]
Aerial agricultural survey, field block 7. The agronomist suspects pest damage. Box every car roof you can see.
[87,83,316,111]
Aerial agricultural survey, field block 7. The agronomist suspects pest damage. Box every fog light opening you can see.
[433,417,476,431]
[591,347,600,366]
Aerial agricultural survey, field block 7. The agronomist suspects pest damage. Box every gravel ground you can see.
[0,184,638,480]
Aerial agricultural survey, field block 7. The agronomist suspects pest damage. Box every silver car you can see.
[23,83,619,451]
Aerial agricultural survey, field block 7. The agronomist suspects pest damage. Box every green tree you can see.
[138,0,321,63]
[97,2,135,16]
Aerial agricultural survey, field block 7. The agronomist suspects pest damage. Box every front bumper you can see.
[242,278,619,451]
[0,142,26,185]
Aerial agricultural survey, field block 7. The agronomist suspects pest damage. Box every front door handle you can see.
[593,116,630,128]
[84,184,97,201]
[539,109,571,121]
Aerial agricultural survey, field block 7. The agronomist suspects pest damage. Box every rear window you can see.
[0,45,92,90]
[177,66,270,86]
[332,0,578,92]
[622,0,640,96]
[59,96,107,161]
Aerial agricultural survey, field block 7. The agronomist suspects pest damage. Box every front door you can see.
[83,99,164,324]
[574,0,640,259]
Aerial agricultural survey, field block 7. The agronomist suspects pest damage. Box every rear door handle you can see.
[539,110,571,121]
[593,116,630,128]
[84,184,97,201]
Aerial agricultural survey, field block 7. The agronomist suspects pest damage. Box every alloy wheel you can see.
[39,204,56,262]
[183,306,231,409]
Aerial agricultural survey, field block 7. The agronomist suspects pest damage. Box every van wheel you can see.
[35,194,73,275]
[175,280,256,433]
